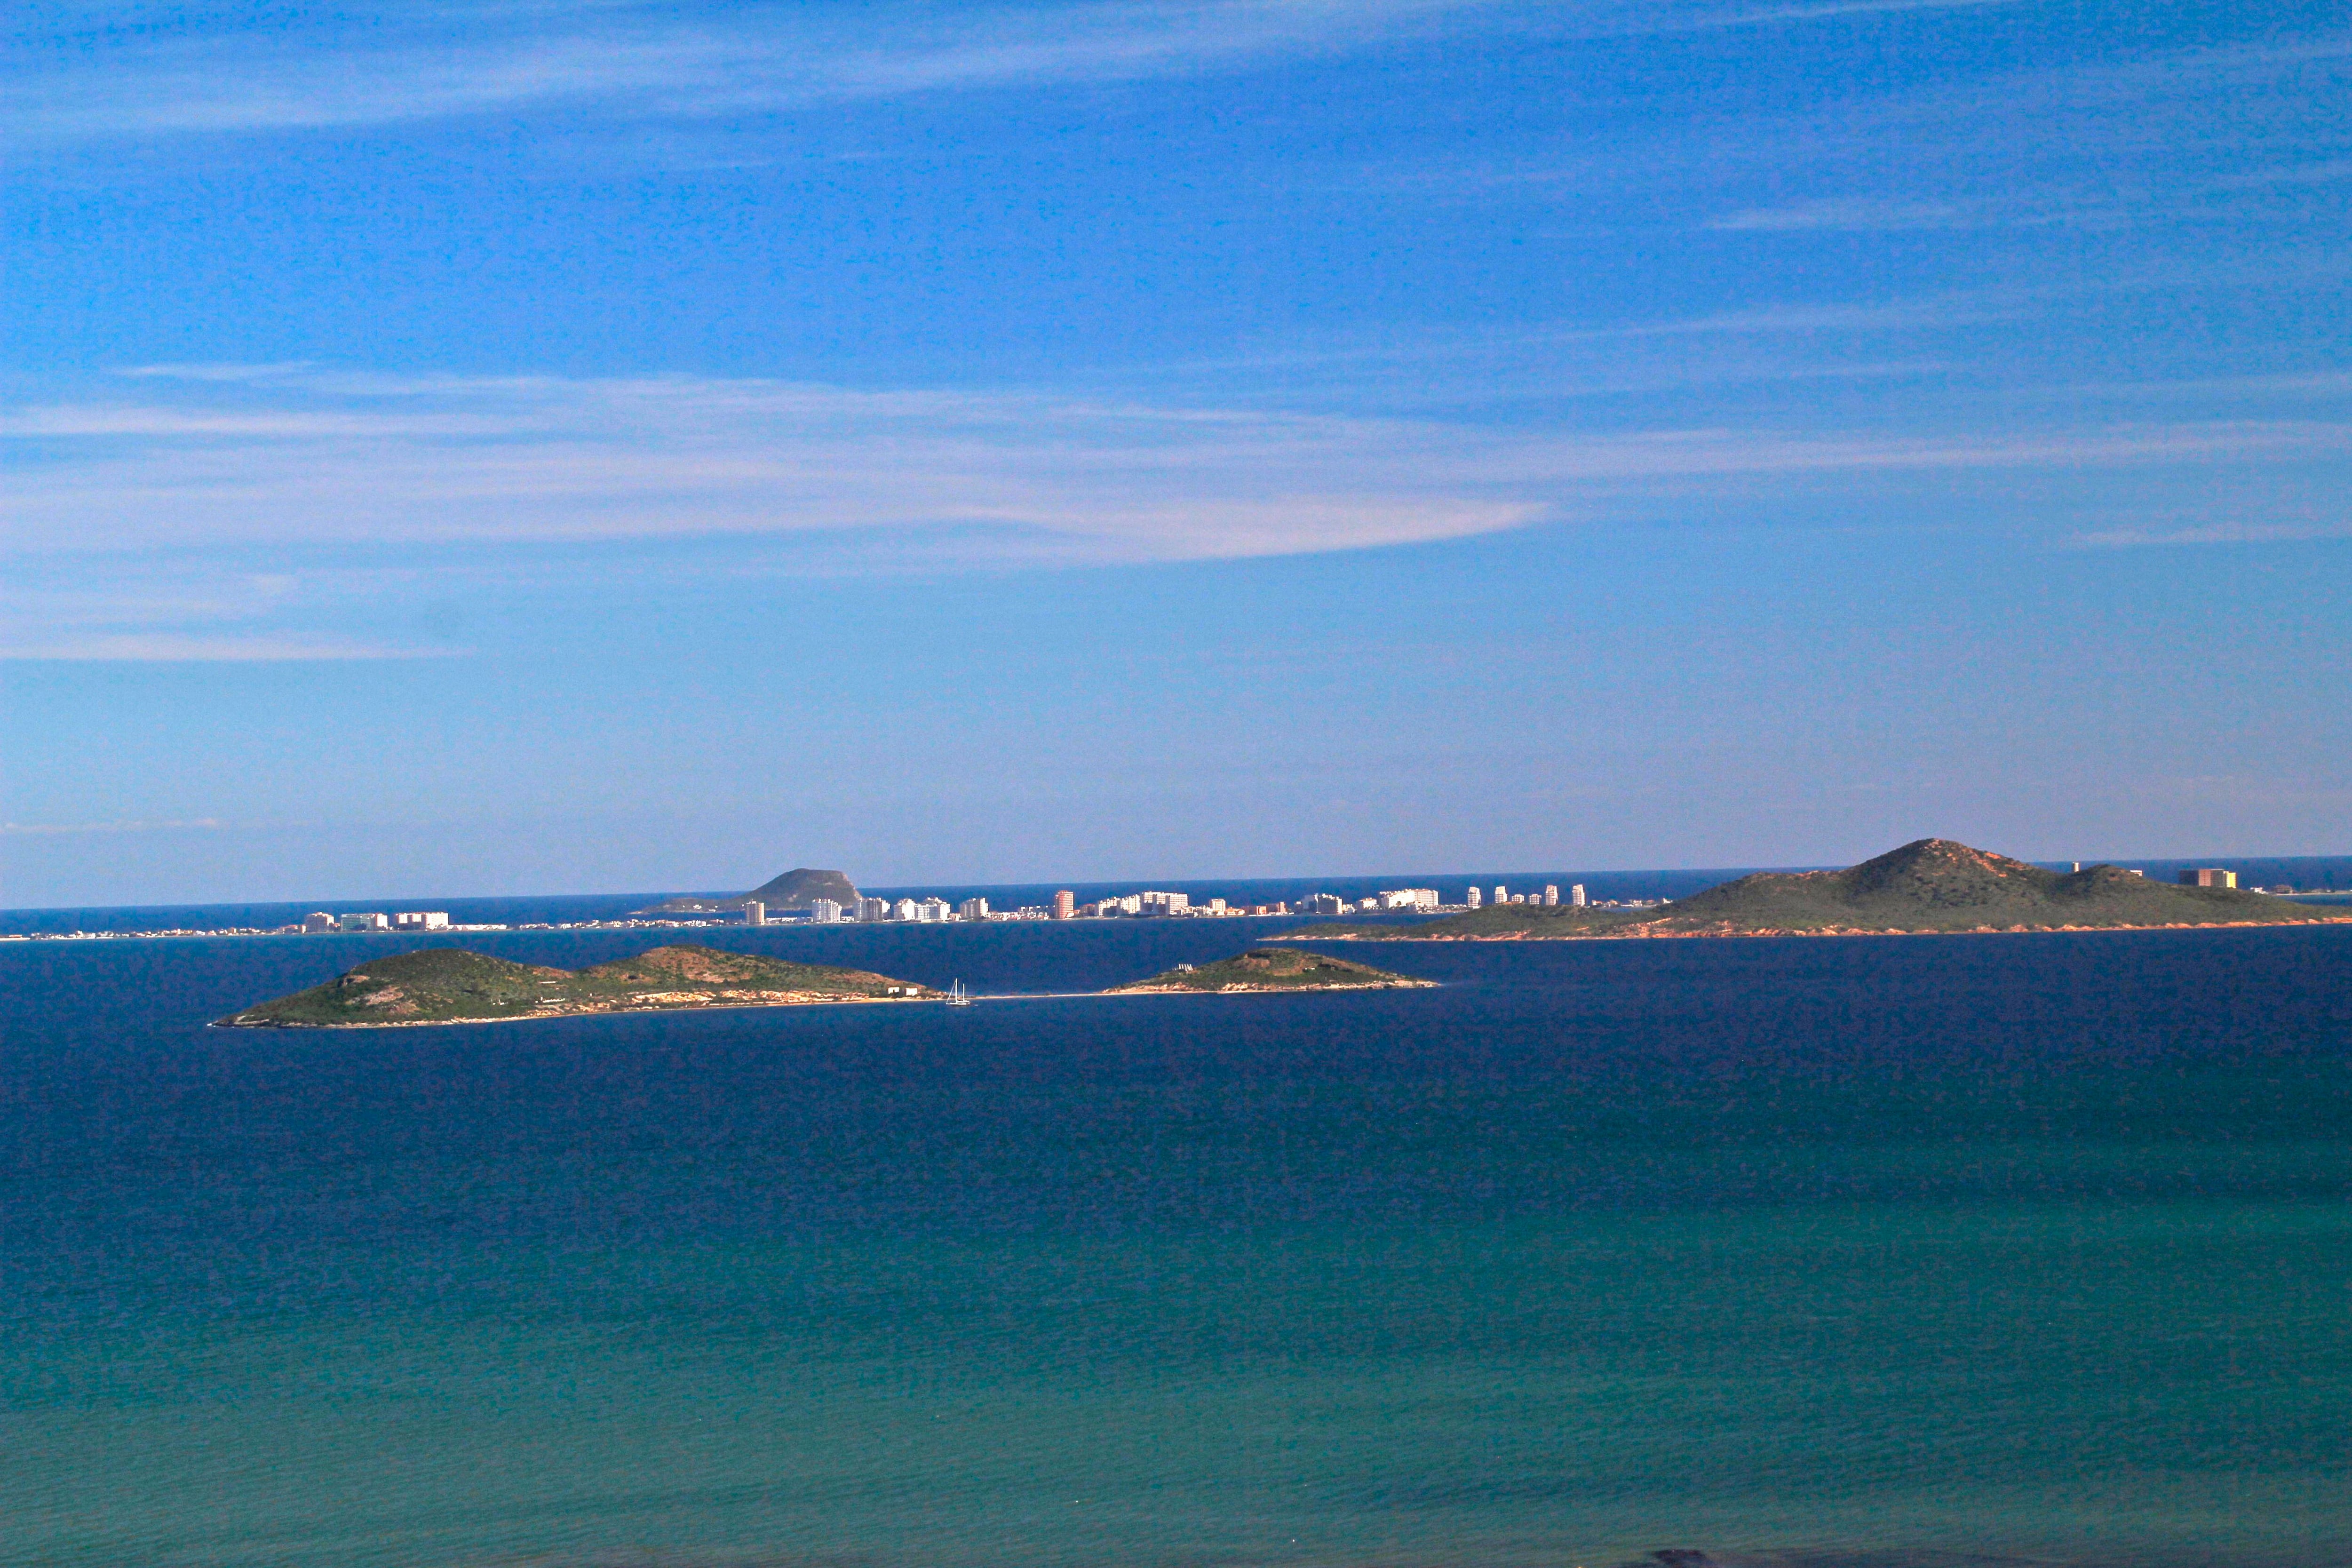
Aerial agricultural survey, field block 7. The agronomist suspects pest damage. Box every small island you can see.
[1280,839,2352,942]
[1110,948,1433,993]
[217,943,939,1028]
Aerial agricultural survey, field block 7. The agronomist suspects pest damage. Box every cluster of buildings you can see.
[776,890,1302,924]
[278,883,1653,939]
[298,910,451,933]
[740,881,1657,924]
[1462,883,1585,909]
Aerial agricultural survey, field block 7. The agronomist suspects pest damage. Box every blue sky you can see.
[4,1,2349,905]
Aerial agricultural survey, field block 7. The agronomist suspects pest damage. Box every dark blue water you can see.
[7,916,2352,1566]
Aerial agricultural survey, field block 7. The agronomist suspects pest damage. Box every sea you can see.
[7,864,2352,1568]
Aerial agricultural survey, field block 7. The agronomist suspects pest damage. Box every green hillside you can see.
[1112,948,1432,992]
[1284,840,2348,941]
[1650,839,2317,933]
[219,943,935,1028]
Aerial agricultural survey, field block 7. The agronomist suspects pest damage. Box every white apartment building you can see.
[1378,888,1438,910]
[742,900,766,927]
[893,898,920,921]
[303,912,336,933]
[339,912,389,932]
[1571,884,1587,907]
[958,897,990,919]
[917,897,951,922]
[857,897,891,921]
[1542,885,1558,906]
[1465,887,1482,908]
[808,899,843,923]
[391,911,450,930]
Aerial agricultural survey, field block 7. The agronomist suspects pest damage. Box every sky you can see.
[4,0,2349,907]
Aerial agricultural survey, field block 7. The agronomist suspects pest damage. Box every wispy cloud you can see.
[10,362,2347,659]
[2072,519,2352,549]
[0,818,222,835]
[1,0,2036,148]
[0,634,464,662]
[4,366,1553,565]
[9,364,2347,559]
[4,1,1497,144]
[1708,198,1979,233]
[1434,28,2352,241]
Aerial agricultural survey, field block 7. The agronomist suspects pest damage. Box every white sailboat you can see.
[945,979,974,1006]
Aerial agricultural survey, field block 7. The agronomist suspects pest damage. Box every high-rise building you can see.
[1493,885,1507,906]
[1307,893,1345,915]
[1571,884,1587,907]
[1052,890,1075,919]
[2181,868,2238,889]
[339,912,389,932]
[958,897,989,919]
[892,898,919,921]
[391,911,449,929]
[1542,885,1558,906]
[303,911,336,933]
[918,897,951,922]
[809,899,842,923]
[742,900,766,927]
[1466,887,1482,908]
[856,896,890,922]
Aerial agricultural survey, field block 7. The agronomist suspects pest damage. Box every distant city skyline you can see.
[5,2,2348,907]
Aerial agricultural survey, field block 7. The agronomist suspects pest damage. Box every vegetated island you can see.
[1279,838,2352,942]
[217,943,938,1028]
[1109,947,1433,993]
[637,867,860,916]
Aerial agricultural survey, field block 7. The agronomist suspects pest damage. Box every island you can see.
[637,867,860,916]
[1279,838,2352,941]
[1109,948,1433,993]
[216,943,939,1028]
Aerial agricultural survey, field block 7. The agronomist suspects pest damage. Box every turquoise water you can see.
[7,918,2352,1565]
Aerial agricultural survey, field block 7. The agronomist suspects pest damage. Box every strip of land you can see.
[1276,839,2352,942]
[1110,947,1432,993]
[219,942,1435,1028]
[217,944,938,1027]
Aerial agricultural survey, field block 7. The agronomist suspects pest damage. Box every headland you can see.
[1279,839,2352,941]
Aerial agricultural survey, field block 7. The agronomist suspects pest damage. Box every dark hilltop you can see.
[1284,838,2352,941]
[637,867,860,916]
[218,943,936,1028]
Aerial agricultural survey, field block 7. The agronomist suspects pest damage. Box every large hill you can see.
[1286,840,2348,941]
[219,943,933,1027]
[638,867,860,915]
